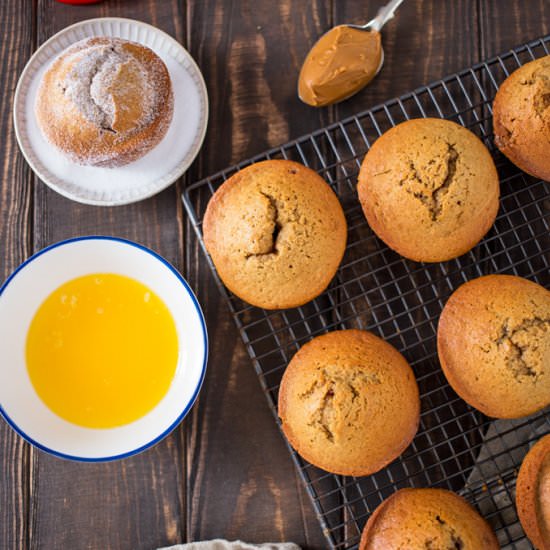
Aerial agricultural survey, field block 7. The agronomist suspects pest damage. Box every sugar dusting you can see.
[66,46,118,129]
[36,37,170,167]
[65,40,157,133]
[64,43,155,133]
[24,37,205,203]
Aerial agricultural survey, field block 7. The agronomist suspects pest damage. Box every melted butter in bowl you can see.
[26,273,179,429]
[0,237,207,461]
[298,26,382,107]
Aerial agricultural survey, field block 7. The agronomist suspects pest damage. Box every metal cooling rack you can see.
[183,35,550,549]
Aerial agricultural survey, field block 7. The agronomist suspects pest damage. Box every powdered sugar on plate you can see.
[14,18,208,206]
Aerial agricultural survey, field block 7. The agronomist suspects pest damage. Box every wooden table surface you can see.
[0,1,548,548]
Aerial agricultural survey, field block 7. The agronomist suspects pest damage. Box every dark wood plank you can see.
[30,2,187,549]
[0,2,35,549]
[185,0,331,546]
[479,0,550,57]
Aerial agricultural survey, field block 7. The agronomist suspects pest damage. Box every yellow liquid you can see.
[26,273,179,428]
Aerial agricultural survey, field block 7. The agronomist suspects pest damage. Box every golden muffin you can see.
[493,55,550,181]
[437,274,550,419]
[360,488,499,549]
[35,37,173,167]
[357,118,499,262]
[278,329,419,476]
[516,433,550,550]
[203,160,347,309]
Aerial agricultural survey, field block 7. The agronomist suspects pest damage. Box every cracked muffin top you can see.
[357,118,499,262]
[359,488,499,550]
[278,329,419,476]
[203,160,347,309]
[437,274,550,419]
[35,37,173,167]
[516,434,550,550]
[493,55,550,181]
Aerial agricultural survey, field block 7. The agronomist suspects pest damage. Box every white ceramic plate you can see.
[13,18,209,206]
[0,237,208,461]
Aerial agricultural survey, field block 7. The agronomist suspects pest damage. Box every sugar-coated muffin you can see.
[35,37,173,167]
[437,274,550,419]
[359,488,499,549]
[493,55,550,181]
[203,160,347,309]
[516,433,550,550]
[278,329,419,476]
[357,118,499,262]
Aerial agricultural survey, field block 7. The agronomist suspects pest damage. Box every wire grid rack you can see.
[183,35,550,549]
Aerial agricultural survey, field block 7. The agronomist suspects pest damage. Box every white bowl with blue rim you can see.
[0,236,207,461]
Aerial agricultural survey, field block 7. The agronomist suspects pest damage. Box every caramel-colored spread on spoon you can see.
[298,26,382,107]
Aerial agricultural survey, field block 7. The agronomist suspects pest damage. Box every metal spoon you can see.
[298,0,405,107]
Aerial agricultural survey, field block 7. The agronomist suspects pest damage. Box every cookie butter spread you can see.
[298,26,382,107]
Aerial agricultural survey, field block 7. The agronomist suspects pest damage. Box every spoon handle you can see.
[367,0,405,32]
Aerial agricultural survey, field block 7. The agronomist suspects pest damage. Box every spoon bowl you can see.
[298,0,404,107]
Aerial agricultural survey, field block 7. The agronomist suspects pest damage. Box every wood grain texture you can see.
[479,0,550,58]
[29,2,187,549]
[0,2,35,550]
[1,2,549,550]
[185,0,330,546]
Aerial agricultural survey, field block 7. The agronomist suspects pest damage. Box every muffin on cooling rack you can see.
[35,37,173,167]
[203,159,347,310]
[437,274,550,419]
[359,488,499,549]
[357,118,499,262]
[278,329,419,476]
[516,433,550,550]
[493,55,550,181]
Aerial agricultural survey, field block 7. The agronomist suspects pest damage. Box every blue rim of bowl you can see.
[0,235,208,462]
